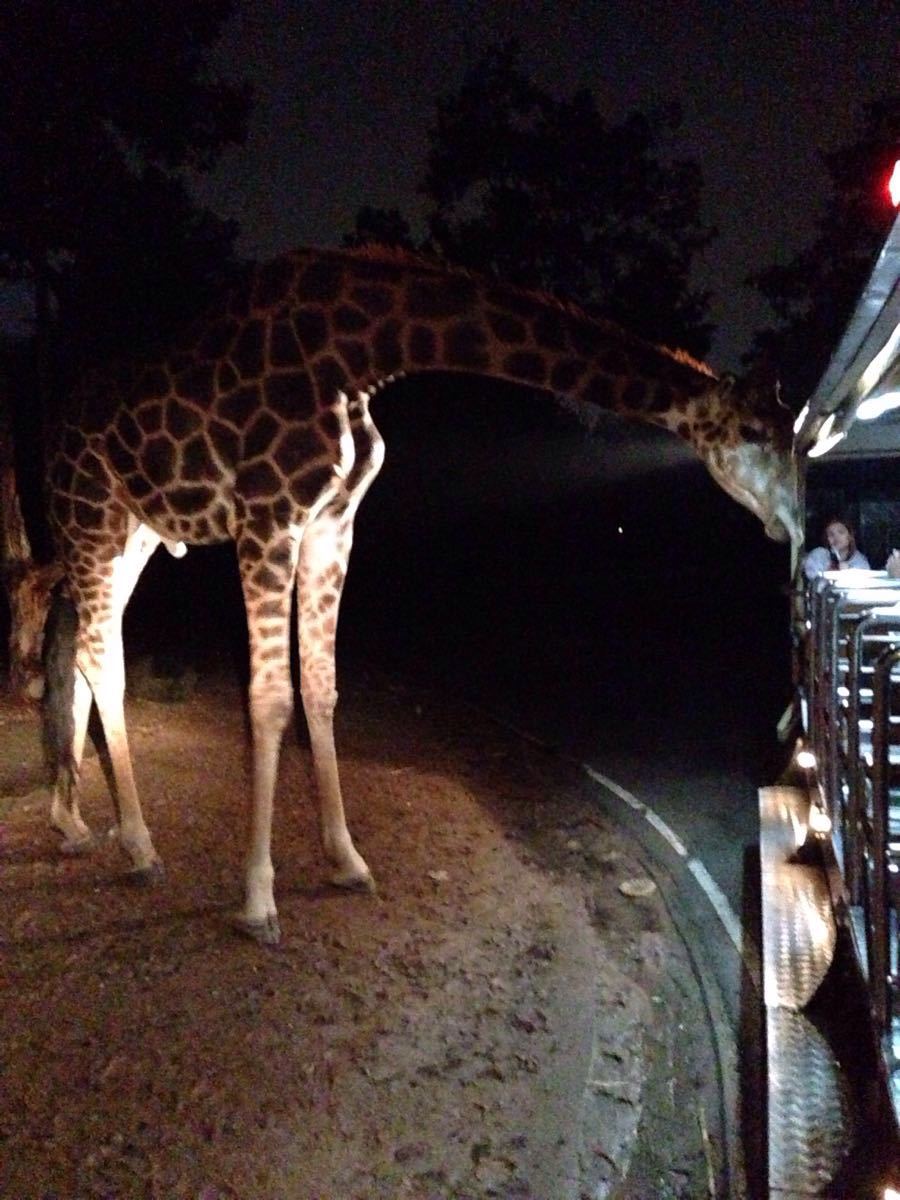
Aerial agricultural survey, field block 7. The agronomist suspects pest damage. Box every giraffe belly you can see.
[121,477,237,547]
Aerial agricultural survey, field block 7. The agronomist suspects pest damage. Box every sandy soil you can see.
[0,667,715,1199]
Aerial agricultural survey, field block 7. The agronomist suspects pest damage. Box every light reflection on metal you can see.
[857,390,900,421]
[807,427,847,458]
[811,415,844,456]
[890,159,900,208]
[808,804,832,836]
[858,319,900,400]
[789,807,807,849]
[796,747,817,771]
[799,879,833,949]
[793,401,810,436]
[818,412,837,441]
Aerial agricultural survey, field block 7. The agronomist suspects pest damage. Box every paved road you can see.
[413,593,784,1198]
[334,479,794,1199]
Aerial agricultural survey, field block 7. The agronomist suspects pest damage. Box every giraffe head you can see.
[694,375,800,546]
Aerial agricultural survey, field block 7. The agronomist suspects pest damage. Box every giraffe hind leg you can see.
[297,508,373,892]
[44,588,94,850]
[49,671,94,852]
[295,402,384,891]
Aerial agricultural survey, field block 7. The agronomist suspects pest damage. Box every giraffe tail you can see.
[41,585,78,784]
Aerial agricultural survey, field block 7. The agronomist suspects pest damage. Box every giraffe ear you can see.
[718,373,737,396]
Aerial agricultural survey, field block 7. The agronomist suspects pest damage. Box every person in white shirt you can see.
[803,517,871,579]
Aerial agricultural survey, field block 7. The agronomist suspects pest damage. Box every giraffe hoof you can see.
[126,859,166,886]
[59,832,96,855]
[230,912,281,946]
[330,869,377,895]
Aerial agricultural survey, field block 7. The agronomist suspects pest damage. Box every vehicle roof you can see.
[795,210,900,460]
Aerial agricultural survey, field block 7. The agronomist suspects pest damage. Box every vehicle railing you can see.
[846,610,900,905]
[805,575,900,851]
[870,645,900,1040]
[806,575,899,757]
[802,571,900,1058]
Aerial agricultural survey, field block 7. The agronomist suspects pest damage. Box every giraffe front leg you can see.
[232,529,300,945]
[298,511,373,892]
[231,679,292,945]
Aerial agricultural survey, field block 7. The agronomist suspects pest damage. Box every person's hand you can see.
[887,549,900,579]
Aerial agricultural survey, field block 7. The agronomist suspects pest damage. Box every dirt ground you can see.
[0,665,718,1200]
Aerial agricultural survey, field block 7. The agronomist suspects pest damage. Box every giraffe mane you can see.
[335,242,718,381]
[339,242,444,271]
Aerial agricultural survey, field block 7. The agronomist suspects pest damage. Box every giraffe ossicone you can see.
[44,246,799,943]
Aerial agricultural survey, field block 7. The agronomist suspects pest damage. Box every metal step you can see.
[766,1008,854,1198]
[760,786,836,1009]
[760,785,853,1196]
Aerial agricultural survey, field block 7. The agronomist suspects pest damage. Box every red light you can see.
[890,160,900,208]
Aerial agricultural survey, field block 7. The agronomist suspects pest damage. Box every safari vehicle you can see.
[762,164,900,1197]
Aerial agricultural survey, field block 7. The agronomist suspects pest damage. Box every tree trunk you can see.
[0,408,62,699]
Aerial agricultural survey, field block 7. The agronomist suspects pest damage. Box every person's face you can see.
[826,522,852,559]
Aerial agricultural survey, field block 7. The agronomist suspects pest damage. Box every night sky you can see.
[189,0,898,372]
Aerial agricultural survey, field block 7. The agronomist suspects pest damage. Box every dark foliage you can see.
[0,0,250,387]
[348,41,717,359]
[343,206,416,251]
[747,94,900,407]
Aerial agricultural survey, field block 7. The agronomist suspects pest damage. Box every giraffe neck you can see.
[291,249,718,444]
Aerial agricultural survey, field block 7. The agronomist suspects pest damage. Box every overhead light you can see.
[857,390,900,421]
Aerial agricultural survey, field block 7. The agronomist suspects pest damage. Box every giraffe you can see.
[43,246,799,943]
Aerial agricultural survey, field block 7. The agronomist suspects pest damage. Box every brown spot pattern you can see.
[351,284,394,316]
[409,324,437,364]
[270,320,304,368]
[294,308,329,356]
[445,321,490,369]
[142,437,176,487]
